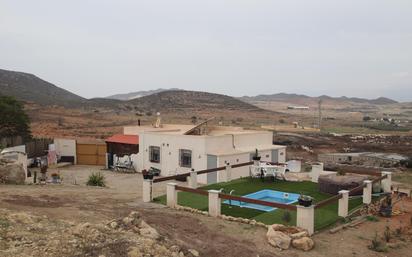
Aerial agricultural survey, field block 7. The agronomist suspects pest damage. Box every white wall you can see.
[54,139,77,164]
[217,153,250,181]
[1,145,26,154]
[137,133,208,176]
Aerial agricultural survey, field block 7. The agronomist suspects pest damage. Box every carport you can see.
[105,134,139,169]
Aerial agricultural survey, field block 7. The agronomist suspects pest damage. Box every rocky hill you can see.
[0,69,85,106]
[240,93,398,106]
[126,90,264,113]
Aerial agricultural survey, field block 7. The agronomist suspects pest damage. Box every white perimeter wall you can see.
[54,139,77,164]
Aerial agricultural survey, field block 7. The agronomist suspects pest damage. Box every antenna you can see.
[318,99,322,131]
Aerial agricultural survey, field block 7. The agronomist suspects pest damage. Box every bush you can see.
[86,172,106,187]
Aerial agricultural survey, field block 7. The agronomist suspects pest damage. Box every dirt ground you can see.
[1,165,412,257]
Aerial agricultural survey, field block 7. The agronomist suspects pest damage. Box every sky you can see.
[0,1,411,101]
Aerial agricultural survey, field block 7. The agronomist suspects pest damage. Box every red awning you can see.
[105,134,139,145]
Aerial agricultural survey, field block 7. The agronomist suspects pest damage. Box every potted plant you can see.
[252,149,261,161]
[50,172,60,183]
[298,194,313,207]
[142,169,153,180]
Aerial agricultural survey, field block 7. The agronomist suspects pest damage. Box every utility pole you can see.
[318,99,322,132]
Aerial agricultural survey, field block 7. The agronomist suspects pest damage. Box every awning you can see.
[105,134,139,145]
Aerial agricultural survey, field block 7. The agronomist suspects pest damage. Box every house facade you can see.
[124,124,286,184]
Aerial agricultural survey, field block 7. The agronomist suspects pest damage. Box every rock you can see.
[128,247,143,257]
[267,226,291,250]
[292,237,314,251]
[188,249,199,257]
[139,221,160,240]
[122,217,134,226]
[109,221,118,229]
[0,158,26,184]
[290,231,309,239]
[170,245,181,253]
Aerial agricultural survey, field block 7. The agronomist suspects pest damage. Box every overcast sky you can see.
[1,1,411,101]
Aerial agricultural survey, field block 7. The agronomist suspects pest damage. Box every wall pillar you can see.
[208,190,221,217]
[338,190,349,217]
[296,205,315,235]
[381,171,392,193]
[225,163,232,182]
[167,183,178,208]
[311,163,323,183]
[363,180,372,204]
[187,169,198,189]
[142,179,153,203]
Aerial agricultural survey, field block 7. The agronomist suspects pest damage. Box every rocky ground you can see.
[0,209,196,257]
[1,165,412,257]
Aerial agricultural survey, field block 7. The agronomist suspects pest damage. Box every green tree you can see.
[0,95,31,139]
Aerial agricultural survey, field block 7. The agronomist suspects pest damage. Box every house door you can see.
[206,155,218,184]
[271,149,279,163]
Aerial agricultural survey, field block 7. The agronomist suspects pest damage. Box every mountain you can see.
[106,88,180,101]
[0,69,85,106]
[126,90,265,112]
[240,93,398,106]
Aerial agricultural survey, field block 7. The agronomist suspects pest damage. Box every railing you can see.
[152,161,253,183]
[314,174,388,209]
[174,185,297,211]
[219,192,297,211]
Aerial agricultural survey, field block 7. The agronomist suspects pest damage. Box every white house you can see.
[124,123,286,184]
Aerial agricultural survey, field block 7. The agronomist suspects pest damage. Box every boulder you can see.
[0,158,26,184]
[290,231,309,240]
[139,221,160,240]
[292,237,314,251]
[267,226,291,250]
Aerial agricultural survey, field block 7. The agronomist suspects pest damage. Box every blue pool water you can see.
[223,189,299,212]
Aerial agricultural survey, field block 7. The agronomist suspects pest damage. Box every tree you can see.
[363,116,371,122]
[0,95,31,140]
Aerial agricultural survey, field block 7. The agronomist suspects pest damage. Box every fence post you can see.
[225,163,232,182]
[167,183,178,208]
[187,169,198,189]
[208,190,221,217]
[311,163,323,183]
[142,179,153,203]
[296,205,315,235]
[381,171,392,193]
[338,190,349,217]
[363,180,372,204]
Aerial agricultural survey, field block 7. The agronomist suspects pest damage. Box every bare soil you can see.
[1,165,412,257]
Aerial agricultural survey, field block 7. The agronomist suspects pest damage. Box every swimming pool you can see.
[223,189,300,212]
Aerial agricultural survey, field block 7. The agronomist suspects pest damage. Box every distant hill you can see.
[0,69,85,106]
[106,88,180,101]
[240,93,398,106]
[126,90,265,113]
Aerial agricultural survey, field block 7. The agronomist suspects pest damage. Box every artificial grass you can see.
[153,177,364,230]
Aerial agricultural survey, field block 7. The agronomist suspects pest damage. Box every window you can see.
[149,146,160,163]
[179,149,192,168]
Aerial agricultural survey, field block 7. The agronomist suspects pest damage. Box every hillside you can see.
[106,88,180,100]
[240,93,398,106]
[126,90,265,113]
[0,69,85,106]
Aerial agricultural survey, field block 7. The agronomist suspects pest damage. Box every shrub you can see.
[383,226,391,243]
[281,211,292,224]
[366,215,379,222]
[86,172,106,187]
[369,232,387,252]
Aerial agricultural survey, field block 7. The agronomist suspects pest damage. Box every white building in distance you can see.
[124,123,286,184]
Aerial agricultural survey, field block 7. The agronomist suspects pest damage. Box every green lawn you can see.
[153,178,363,230]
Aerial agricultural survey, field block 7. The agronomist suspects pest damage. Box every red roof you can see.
[105,134,139,145]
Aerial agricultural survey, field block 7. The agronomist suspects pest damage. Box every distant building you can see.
[123,123,286,184]
[318,152,408,167]
[287,106,309,110]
